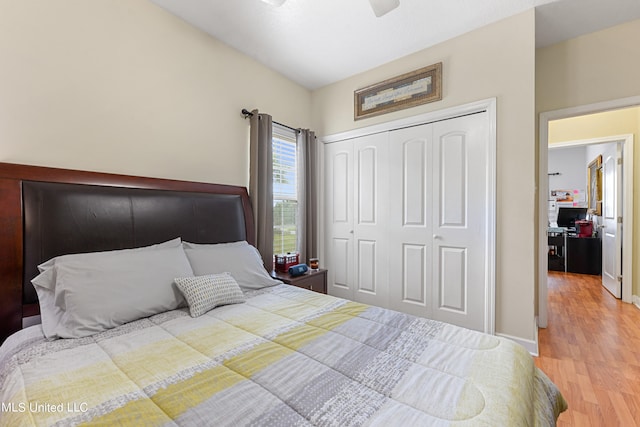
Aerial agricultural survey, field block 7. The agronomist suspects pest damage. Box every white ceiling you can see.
[149,0,640,90]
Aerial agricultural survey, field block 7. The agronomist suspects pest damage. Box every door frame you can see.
[320,98,496,334]
[538,97,638,328]
[548,136,632,295]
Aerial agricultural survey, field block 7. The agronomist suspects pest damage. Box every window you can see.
[272,124,298,255]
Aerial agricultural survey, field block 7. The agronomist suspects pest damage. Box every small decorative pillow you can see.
[174,273,246,317]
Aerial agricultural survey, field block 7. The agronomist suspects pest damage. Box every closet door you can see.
[431,112,489,331]
[324,133,389,306]
[325,109,492,333]
[352,133,389,306]
[388,125,434,317]
[324,140,354,300]
[387,112,490,331]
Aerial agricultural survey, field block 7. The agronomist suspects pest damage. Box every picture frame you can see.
[587,155,602,215]
[354,63,442,120]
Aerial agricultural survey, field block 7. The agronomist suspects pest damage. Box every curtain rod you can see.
[241,108,299,133]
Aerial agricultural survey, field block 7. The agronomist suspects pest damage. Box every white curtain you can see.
[249,110,274,269]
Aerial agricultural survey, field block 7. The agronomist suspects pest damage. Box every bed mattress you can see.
[0,284,566,426]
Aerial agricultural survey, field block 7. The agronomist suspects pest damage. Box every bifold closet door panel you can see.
[324,140,355,301]
[387,124,434,318]
[431,112,489,331]
[324,133,390,307]
[352,133,389,307]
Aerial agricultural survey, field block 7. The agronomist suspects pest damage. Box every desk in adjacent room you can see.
[548,228,601,275]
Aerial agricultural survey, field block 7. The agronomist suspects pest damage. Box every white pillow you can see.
[33,238,182,338]
[36,237,182,273]
[174,273,246,317]
[32,242,193,339]
[32,268,63,339]
[183,241,281,291]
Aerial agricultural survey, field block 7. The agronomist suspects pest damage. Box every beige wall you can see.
[0,0,312,187]
[538,19,640,300]
[312,11,538,341]
[549,108,640,144]
[547,108,640,298]
[536,19,640,114]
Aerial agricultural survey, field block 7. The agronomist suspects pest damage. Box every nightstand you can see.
[271,269,327,294]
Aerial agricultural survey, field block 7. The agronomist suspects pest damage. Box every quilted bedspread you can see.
[0,284,566,426]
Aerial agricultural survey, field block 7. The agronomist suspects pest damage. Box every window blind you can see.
[273,125,298,254]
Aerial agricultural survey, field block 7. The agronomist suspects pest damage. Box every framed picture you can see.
[587,155,602,215]
[354,63,442,120]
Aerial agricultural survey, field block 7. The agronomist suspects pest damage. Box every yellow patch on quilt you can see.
[332,301,370,316]
[270,301,325,320]
[0,395,30,427]
[224,310,298,336]
[152,365,244,418]
[112,339,209,388]
[27,361,138,413]
[224,341,293,378]
[79,397,171,427]
[273,323,327,351]
[178,322,260,358]
[286,290,342,309]
[456,339,536,423]
[307,302,369,330]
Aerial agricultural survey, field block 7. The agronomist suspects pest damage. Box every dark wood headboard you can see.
[0,162,254,343]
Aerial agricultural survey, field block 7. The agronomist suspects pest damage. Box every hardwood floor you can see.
[535,272,640,426]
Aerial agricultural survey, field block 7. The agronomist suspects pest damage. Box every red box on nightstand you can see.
[274,253,299,273]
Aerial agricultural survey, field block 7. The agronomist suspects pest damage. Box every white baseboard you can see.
[633,294,640,310]
[497,324,539,357]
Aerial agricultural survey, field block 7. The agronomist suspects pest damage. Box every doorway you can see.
[548,138,625,297]
[538,99,638,328]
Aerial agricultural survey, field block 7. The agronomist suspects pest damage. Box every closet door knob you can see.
[433,234,442,240]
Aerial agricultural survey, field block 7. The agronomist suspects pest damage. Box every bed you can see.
[0,162,566,426]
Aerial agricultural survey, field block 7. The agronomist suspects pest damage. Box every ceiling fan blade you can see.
[369,0,400,17]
